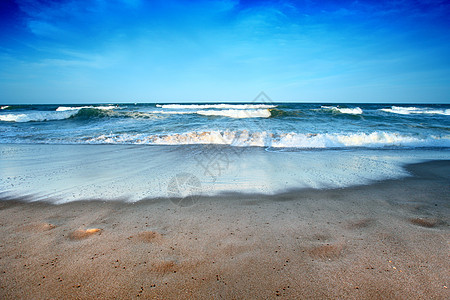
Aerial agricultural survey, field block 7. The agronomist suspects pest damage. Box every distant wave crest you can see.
[0,106,118,122]
[0,111,79,122]
[0,106,271,122]
[321,106,363,115]
[196,109,271,118]
[156,103,276,109]
[150,109,271,118]
[56,105,117,111]
[380,106,450,116]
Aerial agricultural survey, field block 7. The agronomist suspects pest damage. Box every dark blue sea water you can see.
[1,103,449,149]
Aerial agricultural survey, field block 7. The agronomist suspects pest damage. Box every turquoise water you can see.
[1,103,449,202]
[0,103,449,148]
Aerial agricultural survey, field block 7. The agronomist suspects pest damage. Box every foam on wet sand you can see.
[0,159,449,298]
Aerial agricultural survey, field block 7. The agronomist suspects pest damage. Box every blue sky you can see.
[0,0,449,103]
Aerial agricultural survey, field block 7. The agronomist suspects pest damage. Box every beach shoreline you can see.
[0,160,449,299]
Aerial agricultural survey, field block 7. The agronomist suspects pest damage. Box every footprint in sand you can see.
[20,222,56,232]
[151,260,177,273]
[307,233,333,242]
[409,217,444,228]
[345,218,374,230]
[68,228,102,240]
[308,243,345,260]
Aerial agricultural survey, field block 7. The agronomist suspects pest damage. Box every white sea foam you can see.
[56,106,91,111]
[0,110,79,122]
[380,106,450,115]
[196,109,271,118]
[56,105,117,111]
[149,109,272,118]
[337,107,363,114]
[0,107,270,122]
[2,144,448,203]
[0,106,119,122]
[156,104,276,109]
[272,132,450,148]
[85,131,450,148]
[149,110,193,115]
[0,106,9,110]
[321,106,363,115]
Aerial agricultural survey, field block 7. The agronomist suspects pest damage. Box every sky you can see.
[0,0,449,104]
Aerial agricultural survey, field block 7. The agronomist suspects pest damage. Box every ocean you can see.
[1,102,449,148]
[1,102,449,203]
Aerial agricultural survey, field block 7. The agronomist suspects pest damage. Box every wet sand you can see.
[0,161,449,299]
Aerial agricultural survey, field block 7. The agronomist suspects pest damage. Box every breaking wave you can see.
[0,106,271,122]
[0,110,80,122]
[380,106,450,115]
[56,105,117,111]
[156,103,276,109]
[149,109,272,118]
[196,109,271,118]
[0,106,118,122]
[84,131,450,148]
[321,106,363,115]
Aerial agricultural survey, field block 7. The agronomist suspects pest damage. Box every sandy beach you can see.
[0,159,448,299]
[2,0,450,298]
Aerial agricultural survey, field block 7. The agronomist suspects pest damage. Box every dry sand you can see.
[0,161,449,299]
